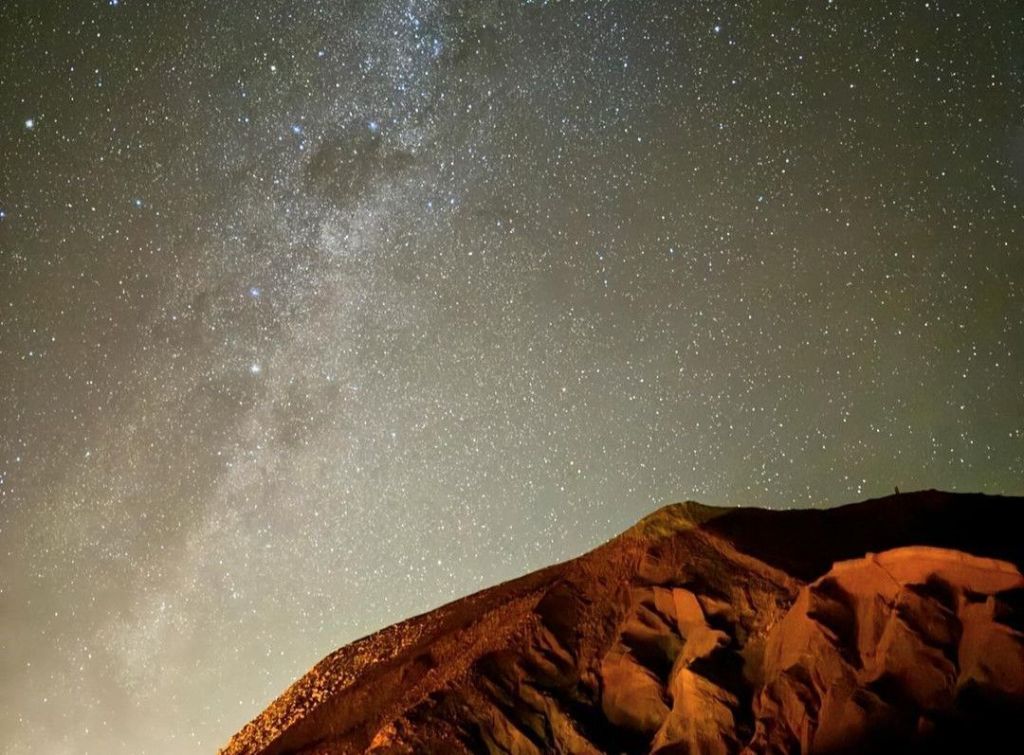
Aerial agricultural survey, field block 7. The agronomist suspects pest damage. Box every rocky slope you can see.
[221,490,1024,754]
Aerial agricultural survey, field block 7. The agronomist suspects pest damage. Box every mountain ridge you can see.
[221,490,1024,754]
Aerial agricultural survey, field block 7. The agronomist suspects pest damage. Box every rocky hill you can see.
[221,490,1024,754]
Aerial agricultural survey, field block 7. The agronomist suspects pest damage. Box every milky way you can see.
[1,1,1022,752]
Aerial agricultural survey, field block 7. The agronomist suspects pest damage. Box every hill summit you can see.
[221,490,1024,754]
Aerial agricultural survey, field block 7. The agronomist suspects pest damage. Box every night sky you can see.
[1,1,1022,752]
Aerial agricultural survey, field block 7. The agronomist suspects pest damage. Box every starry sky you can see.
[1,0,1022,752]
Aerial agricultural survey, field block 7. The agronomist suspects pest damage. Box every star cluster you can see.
[1,1,1022,752]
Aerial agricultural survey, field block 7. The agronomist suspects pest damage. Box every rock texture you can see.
[750,547,1023,753]
[221,490,1024,755]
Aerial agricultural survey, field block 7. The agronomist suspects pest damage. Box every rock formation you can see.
[221,490,1024,754]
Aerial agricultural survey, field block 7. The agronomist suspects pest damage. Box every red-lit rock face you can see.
[751,547,1023,753]
[222,491,1024,755]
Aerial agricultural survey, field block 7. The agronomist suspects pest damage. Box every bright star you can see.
[24,118,35,130]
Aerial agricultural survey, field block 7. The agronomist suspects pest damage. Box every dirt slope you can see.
[221,490,1024,754]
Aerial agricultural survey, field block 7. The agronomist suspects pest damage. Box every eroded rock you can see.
[221,491,1024,755]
